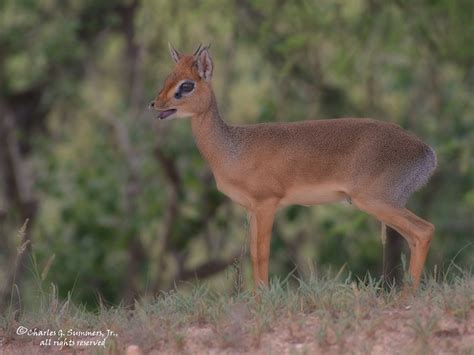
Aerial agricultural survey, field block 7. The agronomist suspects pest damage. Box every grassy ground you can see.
[0,271,473,354]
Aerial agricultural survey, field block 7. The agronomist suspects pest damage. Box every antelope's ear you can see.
[168,42,181,63]
[195,45,213,81]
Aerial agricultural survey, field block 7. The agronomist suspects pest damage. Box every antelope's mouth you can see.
[157,109,177,120]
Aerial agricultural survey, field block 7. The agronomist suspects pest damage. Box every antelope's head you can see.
[149,43,214,120]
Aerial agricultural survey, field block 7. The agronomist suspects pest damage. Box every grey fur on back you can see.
[405,145,436,201]
[390,144,437,207]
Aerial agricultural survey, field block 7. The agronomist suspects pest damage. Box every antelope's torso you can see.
[192,115,435,210]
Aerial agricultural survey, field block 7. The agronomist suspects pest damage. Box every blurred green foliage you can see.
[0,0,473,308]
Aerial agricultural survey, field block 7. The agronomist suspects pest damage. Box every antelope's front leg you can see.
[248,200,277,287]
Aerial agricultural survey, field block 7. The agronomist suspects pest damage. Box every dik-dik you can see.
[150,44,437,289]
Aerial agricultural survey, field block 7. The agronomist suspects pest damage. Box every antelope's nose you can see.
[149,101,155,109]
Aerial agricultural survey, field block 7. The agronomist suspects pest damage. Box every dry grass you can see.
[0,269,473,354]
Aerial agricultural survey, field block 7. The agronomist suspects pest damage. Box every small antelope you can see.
[150,44,437,289]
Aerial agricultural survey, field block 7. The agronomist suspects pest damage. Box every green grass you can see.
[1,269,473,354]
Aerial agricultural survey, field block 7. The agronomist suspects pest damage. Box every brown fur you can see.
[151,46,437,289]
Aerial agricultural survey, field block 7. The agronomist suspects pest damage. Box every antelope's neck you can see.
[191,95,235,171]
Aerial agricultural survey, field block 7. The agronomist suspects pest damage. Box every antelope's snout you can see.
[148,96,177,120]
[149,95,165,110]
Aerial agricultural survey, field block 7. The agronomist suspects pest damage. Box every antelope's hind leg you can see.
[382,224,405,287]
[353,197,434,289]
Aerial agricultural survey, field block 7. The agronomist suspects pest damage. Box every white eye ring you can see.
[174,80,195,99]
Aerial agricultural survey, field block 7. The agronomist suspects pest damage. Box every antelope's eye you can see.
[180,81,194,93]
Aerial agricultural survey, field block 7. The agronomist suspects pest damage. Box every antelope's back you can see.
[232,118,436,199]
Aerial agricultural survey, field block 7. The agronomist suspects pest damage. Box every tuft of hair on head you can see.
[194,43,211,56]
[193,43,203,56]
